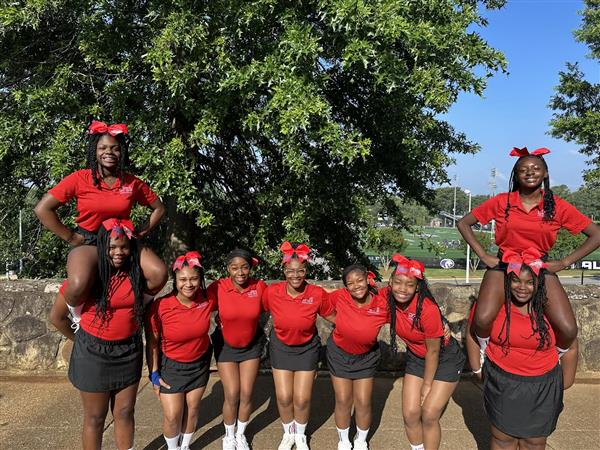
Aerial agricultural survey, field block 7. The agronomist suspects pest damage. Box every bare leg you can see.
[473,270,505,339]
[490,425,518,450]
[182,386,207,434]
[65,245,98,306]
[519,436,548,450]
[402,375,424,446]
[273,368,295,424]
[160,392,185,438]
[238,358,260,422]
[218,362,241,426]
[140,247,168,294]
[292,371,316,425]
[331,375,354,429]
[80,391,110,450]
[111,382,139,450]
[543,274,577,348]
[421,380,459,450]
[353,377,374,431]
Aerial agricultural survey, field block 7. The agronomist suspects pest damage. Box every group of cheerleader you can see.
[37,121,599,450]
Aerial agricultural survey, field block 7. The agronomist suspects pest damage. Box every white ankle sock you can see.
[236,419,248,436]
[224,422,235,438]
[410,444,425,450]
[164,434,180,450]
[282,420,295,434]
[355,427,369,442]
[294,421,307,436]
[180,432,193,448]
[337,427,350,443]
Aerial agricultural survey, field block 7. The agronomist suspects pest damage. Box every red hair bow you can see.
[391,254,425,279]
[509,147,550,158]
[101,218,135,240]
[502,248,546,276]
[88,120,129,136]
[172,251,203,271]
[367,271,377,287]
[280,241,311,263]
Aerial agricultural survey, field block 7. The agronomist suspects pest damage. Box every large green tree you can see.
[549,0,600,184]
[0,0,506,277]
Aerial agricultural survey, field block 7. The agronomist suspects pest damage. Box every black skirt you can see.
[483,359,564,438]
[326,334,380,380]
[211,327,264,363]
[405,337,465,382]
[269,329,320,371]
[160,347,213,394]
[76,226,98,246]
[69,327,143,393]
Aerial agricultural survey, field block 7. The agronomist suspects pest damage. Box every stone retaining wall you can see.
[1,280,598,374]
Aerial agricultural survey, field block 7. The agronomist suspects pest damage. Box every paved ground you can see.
[1,373,598,450]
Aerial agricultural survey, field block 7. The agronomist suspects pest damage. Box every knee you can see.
[224,389,241,408]
[277,393,293,409]
[520,438,547,450]
[492,435,517,449]
[239,390,253,407]
[335,393,353,410]
[558,320,578,343]
[421,406,441,427]
[66,274,90,298]
[353,394,371,413]
[113,403,135,422]
[403,407,421,428]
[145,262,168,292]
[163,411,181,429]
[293,395,310,413]
[84,411,107,429]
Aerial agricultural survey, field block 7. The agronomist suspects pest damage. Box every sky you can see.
[441,0,598,195]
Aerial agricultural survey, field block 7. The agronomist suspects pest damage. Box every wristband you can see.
[149,371,161,386]
[472,367,482,374]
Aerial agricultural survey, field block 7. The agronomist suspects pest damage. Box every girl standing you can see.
[207,249,266,450]
[35,120,167,321]
[385,254,464,450]
[64,218,153,450]
[457,147,599,362]
[262,242,336,450]
[146,251,215,450]
[327,265,388,450]
[466,249,578,449]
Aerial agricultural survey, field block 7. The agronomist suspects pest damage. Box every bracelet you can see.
[472,367,482,374]
[149,371,161,386]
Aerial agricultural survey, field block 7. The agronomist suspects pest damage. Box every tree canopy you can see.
[0,0,506,277]
[549,0,600,184]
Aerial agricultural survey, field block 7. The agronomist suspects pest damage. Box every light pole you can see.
[464,189,472,283]
[452,175,458,227]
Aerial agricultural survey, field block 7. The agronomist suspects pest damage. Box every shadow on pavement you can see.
[451,380,490,450]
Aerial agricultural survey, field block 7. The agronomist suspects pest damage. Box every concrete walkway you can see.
[1,374,598,449]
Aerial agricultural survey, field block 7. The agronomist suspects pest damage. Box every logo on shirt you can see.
[367,306,385,316]
[537,210,544,217]
[119,185,133,195]
[406,312,416,321]
[195,302,208,309]
[246,290,258,298]
[301,297,314,305]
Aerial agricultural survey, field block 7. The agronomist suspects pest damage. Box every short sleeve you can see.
[132,175,159,206]
[261,284,272,312]
[147,300,161,334]
[555,197,593,235]
[471,195,502,226]
[48,171,81,203]
[420,300,444,339]
[318,289,335,317]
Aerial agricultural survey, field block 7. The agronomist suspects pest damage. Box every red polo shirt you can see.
[48,169,158,232]
[206,278,266,348]
[60,274,139,340]
[263,281,334,346]
[381,286,445,358]
[469,303,557,376]
[329,288,389,355]
[472,191,591,255]
[148,291,216,362]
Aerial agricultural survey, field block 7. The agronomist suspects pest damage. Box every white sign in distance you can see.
[440,258,455,269]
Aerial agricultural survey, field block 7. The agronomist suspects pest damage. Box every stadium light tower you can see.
[464,189,472,284]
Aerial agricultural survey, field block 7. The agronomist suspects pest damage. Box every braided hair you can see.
[504,155,555,222]
[86,131,129,187]
[387,274,445,354]
[171,262,207,296]
[342,264,379,296]
[93,227,146,329]
[497,265,551,352]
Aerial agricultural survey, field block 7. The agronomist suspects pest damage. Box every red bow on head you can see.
[391,254,425,279]
[367,271,377,287]
[502,248,546,276]
[101,218,135,240]
[172,251,203,271]
[88,120,129,136]
[509,147,551,158]
[280,241,311,263]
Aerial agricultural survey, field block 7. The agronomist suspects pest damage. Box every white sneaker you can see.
[222,436,236,450]
[236,434,250,450]
[353,440,368,450]
[337,441,352,450]
[295,434,309,450]
[277,433,296,450]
